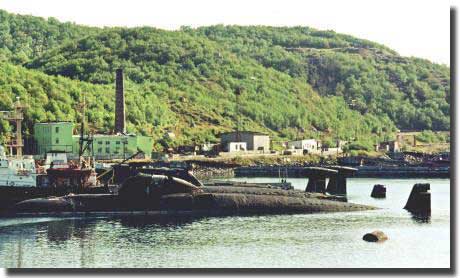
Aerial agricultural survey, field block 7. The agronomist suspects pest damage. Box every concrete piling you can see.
[306,177,327,193]
[325,167,352,196]
[325,175,347,195]
[404,183,431,215]
[371,184,386,198]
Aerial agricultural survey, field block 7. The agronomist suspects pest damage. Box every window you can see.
[116,141,121,145]
[106,141,110,145]
[98,141,103,145]
[105,147,110,153]
[55,138,59,144]
[97,148,102,153]
[55,126,59,133]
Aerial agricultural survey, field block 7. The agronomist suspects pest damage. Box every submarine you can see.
[7,171,376,217]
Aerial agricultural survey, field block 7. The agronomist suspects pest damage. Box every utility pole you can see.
[79,93,86,158]
[234,87,243,142]
[336,111,340,157]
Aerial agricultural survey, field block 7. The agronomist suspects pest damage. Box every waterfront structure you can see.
[34,122,153,160]
[220,131,270,152]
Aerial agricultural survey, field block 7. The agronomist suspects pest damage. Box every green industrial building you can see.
[34,122,153,160]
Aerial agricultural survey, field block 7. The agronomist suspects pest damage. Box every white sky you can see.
[0,0,453,65]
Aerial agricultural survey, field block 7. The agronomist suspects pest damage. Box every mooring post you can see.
[404,183,431,215]
[371,184,386,198]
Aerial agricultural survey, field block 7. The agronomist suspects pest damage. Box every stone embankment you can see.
[192,167,234,180]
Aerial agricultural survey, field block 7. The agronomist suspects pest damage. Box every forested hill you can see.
[0,10,450,151]
[189,26,450,131]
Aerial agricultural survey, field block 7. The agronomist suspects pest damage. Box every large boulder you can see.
[363,230,388,242]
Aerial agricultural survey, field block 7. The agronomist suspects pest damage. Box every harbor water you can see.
[0,178,450,268]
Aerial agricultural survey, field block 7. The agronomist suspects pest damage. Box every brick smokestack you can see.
[115,68,126,134]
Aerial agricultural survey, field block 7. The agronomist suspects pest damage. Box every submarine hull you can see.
[7,190,375,217]
[4,173,376,217]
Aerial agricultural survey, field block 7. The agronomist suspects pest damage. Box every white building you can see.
[287,139,320,152]
[220,131,270,152]
[226,142,247,152]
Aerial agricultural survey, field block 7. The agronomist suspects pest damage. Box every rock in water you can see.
[362,230,388,242]
[371,184,386,198]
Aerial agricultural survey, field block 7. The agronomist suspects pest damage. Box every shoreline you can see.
[191,164,450,180]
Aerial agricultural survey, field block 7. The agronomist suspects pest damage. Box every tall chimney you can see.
[115,68,126,134]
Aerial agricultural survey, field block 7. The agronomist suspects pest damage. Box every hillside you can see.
[190,26,450,131]
[0,10,450,151]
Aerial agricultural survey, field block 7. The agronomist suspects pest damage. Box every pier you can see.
[234,165,449,178]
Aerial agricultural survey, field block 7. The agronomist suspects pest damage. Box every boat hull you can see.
[4,189,376,217]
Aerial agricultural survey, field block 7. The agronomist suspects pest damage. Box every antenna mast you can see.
[79,93,86,157]
[78,93,93,165]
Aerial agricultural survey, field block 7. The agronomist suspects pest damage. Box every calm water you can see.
[0,178,450,268]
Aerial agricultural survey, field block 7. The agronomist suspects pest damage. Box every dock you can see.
[234,165,450,178]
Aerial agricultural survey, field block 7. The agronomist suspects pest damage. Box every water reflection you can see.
[410,212,431,223]
[118,215,200,229]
